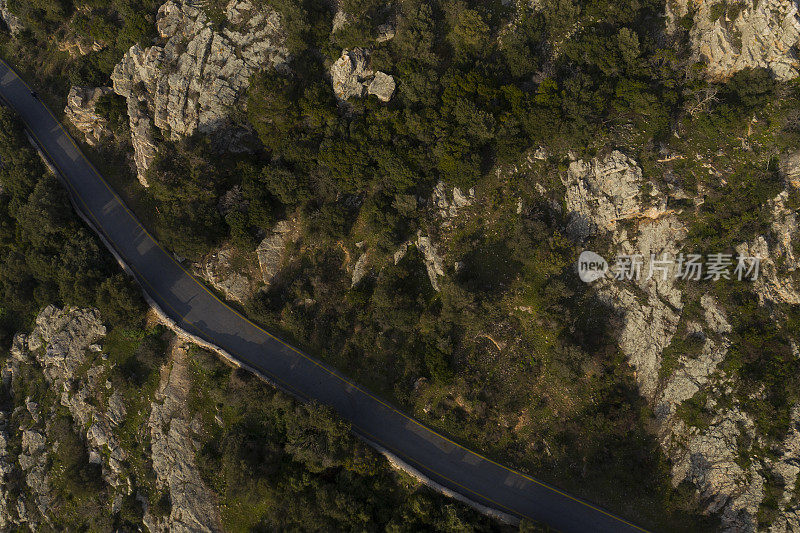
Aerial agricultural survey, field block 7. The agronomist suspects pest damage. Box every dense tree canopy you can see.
[0,108,144,344]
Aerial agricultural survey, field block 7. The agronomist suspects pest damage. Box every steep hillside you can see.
[3,0,800,530]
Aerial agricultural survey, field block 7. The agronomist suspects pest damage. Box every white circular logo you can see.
[577,250,608,283]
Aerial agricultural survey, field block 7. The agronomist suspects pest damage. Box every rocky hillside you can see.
[666,0,800,81]
[0,306,221,529]
[0,305,500,530]
[7,0,800,530]
[558,149,800,531]
[109,0,289,184]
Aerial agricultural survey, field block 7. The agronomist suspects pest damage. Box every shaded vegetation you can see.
[0,107,144,345]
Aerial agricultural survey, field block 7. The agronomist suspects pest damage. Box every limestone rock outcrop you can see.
[384,182,477,292]
[201,245,258,304]
[563,149,800,531]
[65,86,114,147]
[565,152,683,403]
[330,48,395,102]
[144,340,222,532]
[0,306,222,528]
[256,220,298,286]
[0,0,22,35]
[111,0,289,185]
[351,252,370,287]
[416,233,445,292]
[736,190,800,307]
[563,150,650,238]
[431,181,475,222]
[58,37,105,58]
[667,0,800,80]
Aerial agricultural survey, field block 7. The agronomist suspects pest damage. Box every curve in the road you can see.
[0,58,647,533]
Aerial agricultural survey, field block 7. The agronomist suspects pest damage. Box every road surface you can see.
[0,58,647,533]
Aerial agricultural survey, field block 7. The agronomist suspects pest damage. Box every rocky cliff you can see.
[0,306,221,530]
[0,0,21,35]
[560,150,800,531]
[110,0,289,185]
[667,0,800,80]
[64,86,114,147]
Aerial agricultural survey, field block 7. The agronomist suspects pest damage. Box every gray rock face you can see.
[256,219,297,285]
[670,407,764,529]
[565,153,684,401]
[330,48,395,102]
[201,245,257,304]
[387,182,476,292]
[351,252,369,287]
[331,7,352,35]
[431,180,475,221]
[367,71,396,101]
[737,190,800,307]
[111,0,289,185]
[64,86,114,147]
[144,340,222,533]
[19,428,49,527]
[655,295,731,420]
[782,150,800,189]
[25,305,107,386]
[390,233,446,292]
[0,306,121,525]
[21,307,132,506]
[667,0,800,80]
[416,233,445,292]
[0,417,12,529]
[563,150,800,530]
[0,0,22,35]
[0,305,223,529]
[563,151,648,238]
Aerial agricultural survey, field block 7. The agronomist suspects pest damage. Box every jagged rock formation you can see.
[387,182,475,291]
[330,48,395,102]
[1,306,119,526]
[256,219,298,285]
[563,151,650,238]
[0,0,22,35]
[666,0,800,80]
[200,245,257,304]
[431,181,475,222]
[64,86,114,147]
[144,339,222,532]
[0,306,221,529]
[111,0,289,185]
[736,190,800,307]
[782,150,800,189]
[563,150,800,531]
[58,37,105,58]
[351,251,370,287]
[416,233,446,292]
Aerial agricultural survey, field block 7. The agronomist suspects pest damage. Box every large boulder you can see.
[200,244,257,304]
[330,48,395,102]
[256,220,298,286]
[64,86,114,147]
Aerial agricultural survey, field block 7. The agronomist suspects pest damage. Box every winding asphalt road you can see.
[0,58,647,533]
